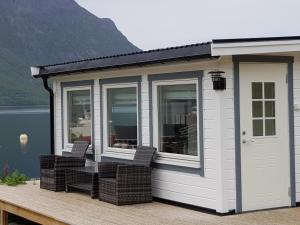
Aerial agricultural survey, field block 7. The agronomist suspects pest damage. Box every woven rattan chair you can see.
[61,141,90,158]
[40,141,89,191]
[98,146,156,205]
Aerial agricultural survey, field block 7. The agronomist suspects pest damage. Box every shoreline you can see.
[0,106,49,115]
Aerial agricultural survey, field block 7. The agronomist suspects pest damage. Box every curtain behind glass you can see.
[158,84,198,156]
[67,90,91,144]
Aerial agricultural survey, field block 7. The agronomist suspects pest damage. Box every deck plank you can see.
[0,182,299,225]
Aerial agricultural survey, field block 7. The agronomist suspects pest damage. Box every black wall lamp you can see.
[209,70,226,90]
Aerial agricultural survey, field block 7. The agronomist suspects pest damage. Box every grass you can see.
[0,170,28,186]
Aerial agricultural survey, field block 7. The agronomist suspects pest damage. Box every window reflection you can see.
[67,90,91,144]
[158,84,198,156]
[107,87,137,149]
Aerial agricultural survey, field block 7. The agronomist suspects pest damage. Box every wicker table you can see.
[65,166,98,198]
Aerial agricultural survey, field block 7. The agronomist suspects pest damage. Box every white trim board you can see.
[211,40,300,56]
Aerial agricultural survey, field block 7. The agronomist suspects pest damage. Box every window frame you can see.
[63,85,93,150]
[152,78,201,164]
[102,82,139,156]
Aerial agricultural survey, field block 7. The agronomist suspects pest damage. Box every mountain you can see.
[0,0,140,106]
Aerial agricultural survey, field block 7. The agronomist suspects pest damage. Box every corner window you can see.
[158,84,198,156]
[103,84,138,152]
[64,87,92,146]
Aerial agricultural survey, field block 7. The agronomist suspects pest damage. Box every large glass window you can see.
[107,87,137,149]
[157,84,198,156]
[67,89,91,144]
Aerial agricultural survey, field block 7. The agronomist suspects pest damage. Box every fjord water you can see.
[0,106,50,178]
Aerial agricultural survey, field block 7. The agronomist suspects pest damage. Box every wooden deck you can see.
[0,181,300,225]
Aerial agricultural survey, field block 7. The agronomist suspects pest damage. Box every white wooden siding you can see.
[54,81,63,155]
[49,52,300,212]
[93,80,101,160]
[141,74,150,146]
[52,58,236,212]
[151,69,218,210]
[220,57,236,211]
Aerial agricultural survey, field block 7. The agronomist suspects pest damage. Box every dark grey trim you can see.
[233,55,295,213]
[99,76,142,153]
[198,74,204,176]
[288,62,296,207]
[233,60,242,212]
[213,36,300,44]
[42,78,55,155]
[148,70,204,176]
[60,80,95,159]
[99,76,142,85]
[233,55,294,63]
[60,80,94,87]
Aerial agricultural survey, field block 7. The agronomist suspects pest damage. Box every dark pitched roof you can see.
[33,42,212,78]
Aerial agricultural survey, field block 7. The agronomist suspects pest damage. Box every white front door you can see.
[240,63,291,211]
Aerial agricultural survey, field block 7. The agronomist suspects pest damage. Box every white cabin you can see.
[32,36,300,213]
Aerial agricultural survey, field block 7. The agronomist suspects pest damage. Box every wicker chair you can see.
[98,146,156,205]
[61,141,90,158]
[40,141,89,191]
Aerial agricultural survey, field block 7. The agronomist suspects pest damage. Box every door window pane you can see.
[252,101,263,118]
[252,82,263,99]
[158,84,198,156]
[251,82,276,137]
[265,119,276,136]
[107,87,137,149]
[253,119,263,136]
[265,101,275,117]
[264,83,275,99]
[67,90,91,144]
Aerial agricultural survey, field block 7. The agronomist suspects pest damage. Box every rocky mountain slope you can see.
[0,0,140,105]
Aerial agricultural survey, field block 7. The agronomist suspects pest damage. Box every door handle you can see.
[242,139,255,144]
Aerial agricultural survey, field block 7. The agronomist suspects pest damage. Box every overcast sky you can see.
[75,0,300,50]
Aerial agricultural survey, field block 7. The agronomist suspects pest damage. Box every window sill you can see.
[154,156,201,169]
[100,152,203,175]
[101,152,200,169]
[62,146,93,153]
[153,155,202,175]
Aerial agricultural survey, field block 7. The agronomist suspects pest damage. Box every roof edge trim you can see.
[212,36,300,44]
[32,54,215,78]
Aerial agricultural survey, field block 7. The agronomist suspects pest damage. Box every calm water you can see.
[0,106,50,178]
